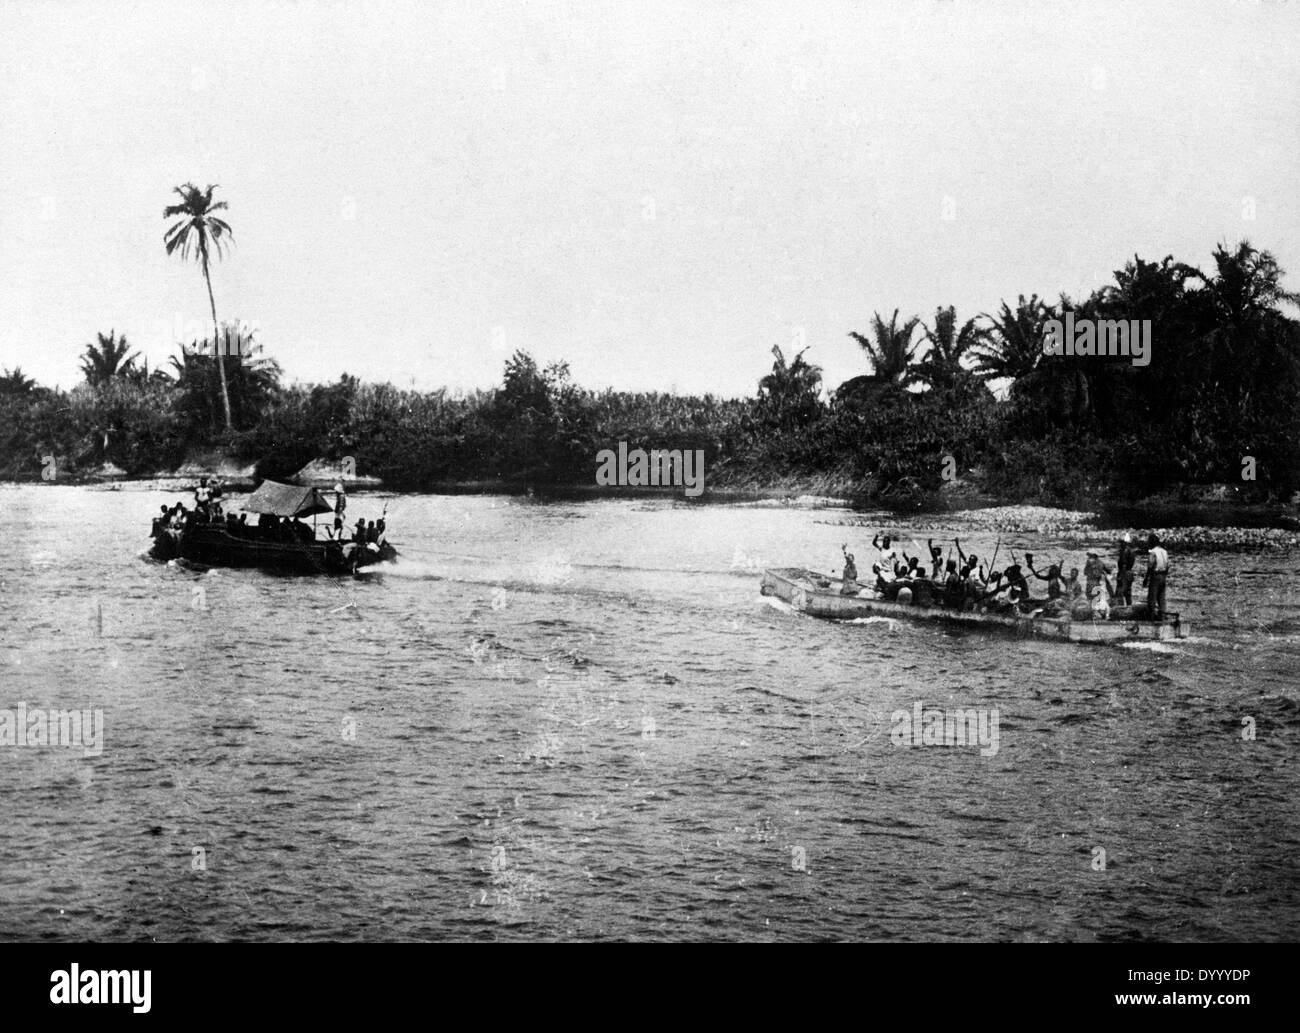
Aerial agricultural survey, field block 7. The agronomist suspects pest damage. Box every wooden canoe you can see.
[760,568,1188,645]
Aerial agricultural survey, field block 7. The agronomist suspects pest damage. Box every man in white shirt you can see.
[1143,533,1170,620]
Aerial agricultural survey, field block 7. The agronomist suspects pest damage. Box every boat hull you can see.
[150,524,396,575]
[760,568,1187,644]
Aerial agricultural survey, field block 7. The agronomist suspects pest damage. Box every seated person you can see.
[909,577,936,608]
[1088,584,1110,620]
[1064,567,1083,599]
[926,539,945,579]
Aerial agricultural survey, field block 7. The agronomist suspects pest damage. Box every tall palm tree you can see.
[164,183,234,430]
[79,330,138,387]
[848,309,922,387]
[917,306,984,393]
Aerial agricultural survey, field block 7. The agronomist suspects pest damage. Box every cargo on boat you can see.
[760,567,1187,645]
[149,480,396,575]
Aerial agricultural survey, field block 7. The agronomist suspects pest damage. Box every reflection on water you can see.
[1,484,1298,941]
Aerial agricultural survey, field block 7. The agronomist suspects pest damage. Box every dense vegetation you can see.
[2,241,1298,507]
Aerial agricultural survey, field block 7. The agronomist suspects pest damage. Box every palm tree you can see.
[757,344,823,427]
[1199,240,1300,331]
[79,330,138,387]
[971,294,1056,385]
[1189,241,1300,455]
[848,310,923,387]
[0,366,36,395]
[917,306,985,394]
[169,322,281,434]
[164,183,234,430]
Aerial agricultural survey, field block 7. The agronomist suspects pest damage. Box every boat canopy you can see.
[242,480,336,518]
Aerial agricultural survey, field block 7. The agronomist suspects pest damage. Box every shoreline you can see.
[5,476,1298,547]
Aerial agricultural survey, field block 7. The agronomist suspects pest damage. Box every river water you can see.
[1,484,1298,942]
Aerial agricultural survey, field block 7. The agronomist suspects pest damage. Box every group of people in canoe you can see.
[150,477,388,547]
[837,530,1172,622]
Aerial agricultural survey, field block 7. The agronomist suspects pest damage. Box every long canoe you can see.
[760,568,1188,645]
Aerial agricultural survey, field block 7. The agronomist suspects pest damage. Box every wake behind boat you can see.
[761,567,1187,645]
[149,479,397,576]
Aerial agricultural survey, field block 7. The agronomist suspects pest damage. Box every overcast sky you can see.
[2,0,1298,396]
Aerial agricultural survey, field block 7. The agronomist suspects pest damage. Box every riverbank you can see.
[828,503,1300,551]
[10,475,1298,550]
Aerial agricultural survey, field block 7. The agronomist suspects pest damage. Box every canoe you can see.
[149,479,396,576]
[760,567,1188,645]
[151,523,395,575]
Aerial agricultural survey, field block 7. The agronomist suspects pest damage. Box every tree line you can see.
[1,179,1296,503]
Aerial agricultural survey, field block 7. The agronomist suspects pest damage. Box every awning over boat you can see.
[242,480,336,518]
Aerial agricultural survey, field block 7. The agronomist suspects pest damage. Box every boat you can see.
[760,567,1187,645]
[149,480,397,575]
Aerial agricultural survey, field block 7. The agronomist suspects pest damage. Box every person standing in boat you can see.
[194,477,212,521]
[1143,533,1170,620]
[1115,533,1136,606]
[1083,550,1114,598]
[840,544,858,595]
[333,482,347,538]
[872,532,899,571]
[941,558,964,608]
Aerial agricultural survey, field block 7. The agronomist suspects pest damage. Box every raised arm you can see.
[1023,553,1049,580]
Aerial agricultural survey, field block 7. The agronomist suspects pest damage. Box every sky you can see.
[2,0,1298,397]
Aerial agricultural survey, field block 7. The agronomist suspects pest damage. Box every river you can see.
[1,484,1298,941]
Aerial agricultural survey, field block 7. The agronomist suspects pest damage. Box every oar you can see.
[987,535,1002,577]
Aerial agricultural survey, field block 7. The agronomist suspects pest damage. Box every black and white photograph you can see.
[1,0,1296,995]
